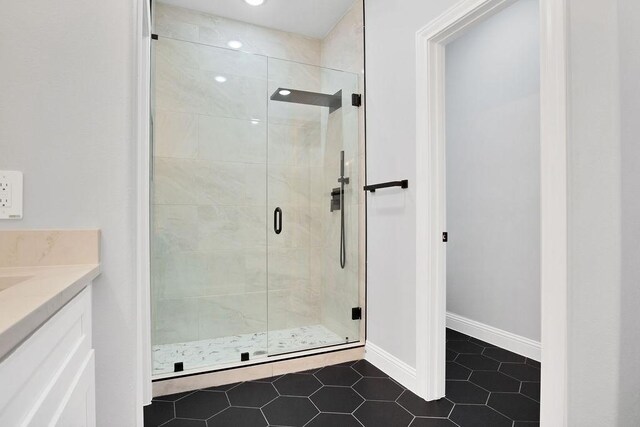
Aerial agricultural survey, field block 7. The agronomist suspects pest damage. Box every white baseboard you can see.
[446,312,541,361]
[364,341,418,393]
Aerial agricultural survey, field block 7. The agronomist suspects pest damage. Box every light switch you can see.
[0,171,23,220]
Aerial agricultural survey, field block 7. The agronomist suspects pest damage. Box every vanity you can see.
[0,230,100,426]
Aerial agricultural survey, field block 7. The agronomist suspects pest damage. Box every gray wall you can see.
[445,0,540,341]
[618,0,640,424]
[0,1,138,426]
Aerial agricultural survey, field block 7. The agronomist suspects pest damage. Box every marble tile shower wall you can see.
[154,3,322,66]
[152,3,325,346]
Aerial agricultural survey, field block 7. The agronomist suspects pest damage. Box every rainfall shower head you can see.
[270,88,342,113]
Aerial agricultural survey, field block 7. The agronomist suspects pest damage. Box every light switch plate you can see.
[0,171,23,220]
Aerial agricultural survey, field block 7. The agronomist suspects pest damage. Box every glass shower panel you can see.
[266,58,361,356]
[150,37,269,375]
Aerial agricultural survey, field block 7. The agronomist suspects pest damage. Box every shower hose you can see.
[339,150,347,269]
[340,179,346,269]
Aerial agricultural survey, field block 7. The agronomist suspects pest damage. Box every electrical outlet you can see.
[0,181,10,207]
[0,171,23,219]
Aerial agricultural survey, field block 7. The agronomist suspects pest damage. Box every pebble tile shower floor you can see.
[144,329,540,426]
[152,325,343,375]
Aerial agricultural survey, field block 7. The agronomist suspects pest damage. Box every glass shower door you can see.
[151,35,362,374]
[266,58,361,356]
[150,37,269,374]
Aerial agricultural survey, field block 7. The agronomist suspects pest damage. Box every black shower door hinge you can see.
[442,232,448,242]
[151,33,159,40]
[352,307,362,320]
[352,93,362,107]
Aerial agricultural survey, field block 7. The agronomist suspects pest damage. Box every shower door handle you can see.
[274,207,282,235]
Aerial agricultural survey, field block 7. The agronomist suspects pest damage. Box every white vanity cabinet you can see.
[0,285,95,427]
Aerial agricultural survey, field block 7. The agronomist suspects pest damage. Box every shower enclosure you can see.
[150,33,363,376]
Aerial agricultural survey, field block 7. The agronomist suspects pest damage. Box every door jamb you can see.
[136,0,153,414]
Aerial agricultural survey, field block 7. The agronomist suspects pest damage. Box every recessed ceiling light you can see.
[279,89,291,96]
[244,0,265,6]
[228,40,243,49]
[215,75,227,83]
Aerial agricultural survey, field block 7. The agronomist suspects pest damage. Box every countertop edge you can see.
[0,265,101,361]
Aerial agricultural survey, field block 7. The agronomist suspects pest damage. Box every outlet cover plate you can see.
[0,171,23,219]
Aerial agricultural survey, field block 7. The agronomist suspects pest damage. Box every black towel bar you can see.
[363,180,409,192]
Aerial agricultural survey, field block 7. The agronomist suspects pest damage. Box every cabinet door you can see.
[0,286,94,427]
[53,352,96,427]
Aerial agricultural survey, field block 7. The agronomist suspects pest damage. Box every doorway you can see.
[415,0,568,423]
[443,0,541,422]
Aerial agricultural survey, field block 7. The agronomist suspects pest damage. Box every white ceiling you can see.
[158,0,357,39]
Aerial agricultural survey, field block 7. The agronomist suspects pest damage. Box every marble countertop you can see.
[0,264,100,360]
[0,229,101,361]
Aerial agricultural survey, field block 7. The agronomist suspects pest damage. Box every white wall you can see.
[0,1,139,426]
[364,0,452,368]
[445,0,540,341]
[566,0,640,425]
[533,0,639,424]
[565,0,622,424]
[618,0,640,424]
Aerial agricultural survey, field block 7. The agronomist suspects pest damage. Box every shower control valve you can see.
[331,188,342,212]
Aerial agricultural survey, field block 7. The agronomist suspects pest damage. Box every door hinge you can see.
[352,307,362,320]
[174,362,184,372]
[352,93,362,107]
[241,352,250,362]
[151,33,159,40]
[442,232,448,242]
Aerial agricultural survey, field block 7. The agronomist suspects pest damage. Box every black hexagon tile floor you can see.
[145,329,540,426]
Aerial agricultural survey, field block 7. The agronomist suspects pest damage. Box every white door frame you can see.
[135,0,153,416]
[415,0,568,424]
